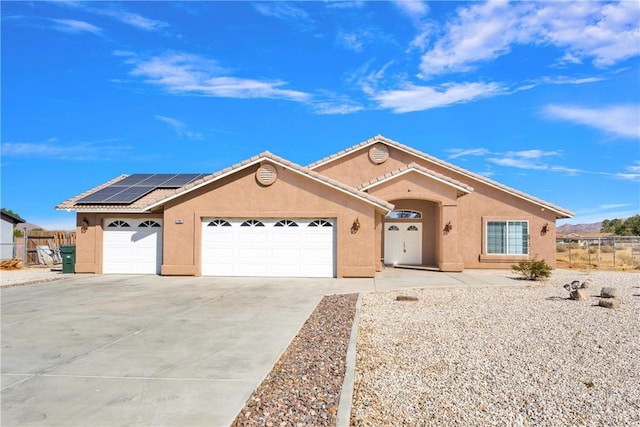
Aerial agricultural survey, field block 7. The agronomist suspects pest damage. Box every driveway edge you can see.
[336,292,362,427]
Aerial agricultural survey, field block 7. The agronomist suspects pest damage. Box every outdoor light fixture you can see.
[351,217,360,234]
[443,221,453,234]
[81,218,89,233]
[541,223,549,235]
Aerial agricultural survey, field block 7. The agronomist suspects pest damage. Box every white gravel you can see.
[351,270,640,426]
[0,267,65,287]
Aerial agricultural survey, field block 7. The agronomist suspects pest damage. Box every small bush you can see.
[600,245,614,253]
[556,244,568,253]
[512,258,552,281]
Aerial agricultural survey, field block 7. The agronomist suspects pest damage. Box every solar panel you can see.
[135,174,177,186]
[161,173,206,187]
[76,174,207,204]
[76,187,128,204]
[103,186,156,203]
[113,174,155,186]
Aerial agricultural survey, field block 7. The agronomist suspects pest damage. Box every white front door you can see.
[103,219,163,274]
[384,222,422,265]
[201,218,335,277]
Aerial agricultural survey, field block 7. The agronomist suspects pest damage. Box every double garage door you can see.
[103,217,335,277]
[201,218,335,277]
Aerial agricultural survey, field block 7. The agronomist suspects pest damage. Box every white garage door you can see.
[202,218,335,277]
[103,219,162,274]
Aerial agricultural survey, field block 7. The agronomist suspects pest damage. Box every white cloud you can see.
[50,18,103,35]
[312,91,364,114]
[253,3,314,29]
[488,149,562,170]
[125,51,311,102]
[336,28,373,53]
[372,81,504,113]
[614,162,640,181]
[599,203,631,210]
[393,0,429,20]
[155,115,204,140]
[325,1,365,9]
[417,1,640,78]
[446,148,491,159]
[543,104,640,139]
[98,8,169,32]
[1,138,131,161]
[52,2,169,32]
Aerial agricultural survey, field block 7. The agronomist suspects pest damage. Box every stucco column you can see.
[439,204,464,272]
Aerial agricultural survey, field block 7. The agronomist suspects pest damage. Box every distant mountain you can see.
[557,222,603,234]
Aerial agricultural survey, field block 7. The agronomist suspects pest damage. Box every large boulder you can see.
[600,287,619,299]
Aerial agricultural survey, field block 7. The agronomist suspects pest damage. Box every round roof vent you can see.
[369,143,389,164]
[256,163,277,186]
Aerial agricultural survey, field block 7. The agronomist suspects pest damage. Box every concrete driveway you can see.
[1,269,521,426]
[1,275,341,427]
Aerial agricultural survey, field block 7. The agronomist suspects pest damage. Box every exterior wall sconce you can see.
[81,218,89,233]
[541,222,549,235]
[443,221,453,234]
[351,217,360,234]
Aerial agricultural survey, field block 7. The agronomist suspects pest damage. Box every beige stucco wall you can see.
[161,163,381,277]
[315,144,561,269]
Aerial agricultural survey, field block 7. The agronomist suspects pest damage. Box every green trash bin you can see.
[60,245,76,274]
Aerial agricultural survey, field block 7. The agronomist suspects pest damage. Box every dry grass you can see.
[556,245,640,270]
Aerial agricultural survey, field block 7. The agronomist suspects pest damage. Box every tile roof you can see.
[57,152,394,213]
[145,151,394,212]
[360,162,474,195]
[309,134,574,218]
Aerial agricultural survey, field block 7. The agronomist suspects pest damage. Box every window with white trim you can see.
[275,220,298,227]
[486,221,529,255]
[309,219,332,227]
[107,220,130,228]
[241,220,264,227]
[140,220,161,228]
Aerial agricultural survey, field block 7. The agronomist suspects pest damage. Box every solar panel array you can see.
[76,173,207,204]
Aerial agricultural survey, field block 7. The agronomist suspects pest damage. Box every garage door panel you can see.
[271,234,302,244]
[103,220,162,274]
[202,218,334,277]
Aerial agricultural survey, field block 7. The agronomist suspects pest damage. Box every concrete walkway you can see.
[1,269,523,426]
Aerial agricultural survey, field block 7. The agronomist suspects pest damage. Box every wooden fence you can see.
[24,231,76,265]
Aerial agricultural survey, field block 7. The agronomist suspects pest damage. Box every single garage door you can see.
[202,218,335,277]
[103,219,162,274]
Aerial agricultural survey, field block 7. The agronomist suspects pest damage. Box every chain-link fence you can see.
[556,236,640,270]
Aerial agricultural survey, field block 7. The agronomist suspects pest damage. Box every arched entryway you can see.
[382,199,439,268]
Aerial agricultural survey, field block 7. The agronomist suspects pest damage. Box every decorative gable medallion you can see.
[369,143,389,164]
[256,163,277,186]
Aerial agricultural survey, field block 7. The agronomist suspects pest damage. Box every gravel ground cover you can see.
[0,267,65,288]
[351,270,640,426]
[232,293,358,427]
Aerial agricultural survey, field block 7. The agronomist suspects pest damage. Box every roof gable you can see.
[309,134,574,219]
[360,162,474,197]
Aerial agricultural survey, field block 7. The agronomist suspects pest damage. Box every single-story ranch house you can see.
[57,135,573,278]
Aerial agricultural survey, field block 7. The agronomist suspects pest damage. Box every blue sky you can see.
[2,0,639,230]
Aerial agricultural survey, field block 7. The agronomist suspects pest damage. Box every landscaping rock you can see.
[580,279,592,289]
[598,298,620,309]
[570,289,587,301]
[396,295,419,302]
[600,287,619,299]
